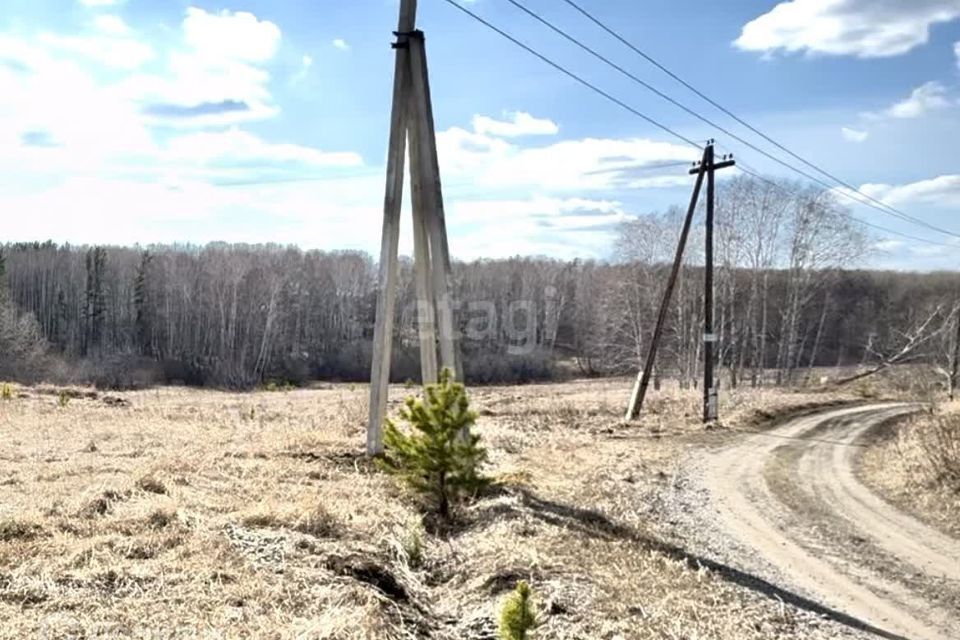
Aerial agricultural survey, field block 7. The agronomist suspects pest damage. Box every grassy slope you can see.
[858,400,960,540]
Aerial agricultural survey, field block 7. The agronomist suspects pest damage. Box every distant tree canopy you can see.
[0,177,957,389]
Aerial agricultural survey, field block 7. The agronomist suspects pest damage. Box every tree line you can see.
[0,175,957,391]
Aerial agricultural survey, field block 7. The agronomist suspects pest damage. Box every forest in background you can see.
[0,176,958,390]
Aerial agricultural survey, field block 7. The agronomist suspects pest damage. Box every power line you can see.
[556,0,960,240]
[714,139,951,247]
[439,0,958,247]
[501,0,960,240]
[733,161,957,249]
[437,0,701,149]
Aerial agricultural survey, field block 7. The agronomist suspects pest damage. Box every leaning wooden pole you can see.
[367,0,417,456]
[625,146,709,420]
[951,300,960,402]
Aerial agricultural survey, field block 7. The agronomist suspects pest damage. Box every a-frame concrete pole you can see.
[367,0,417,456]
[407,32,461,379]
[408,89,439,386]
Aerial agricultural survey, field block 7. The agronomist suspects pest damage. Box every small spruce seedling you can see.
[378,368,488,519]
[498,580,540,640]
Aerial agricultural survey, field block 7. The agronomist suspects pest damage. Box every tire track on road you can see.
[703,404,959,640]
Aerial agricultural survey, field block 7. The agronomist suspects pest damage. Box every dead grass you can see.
[0,518,45,542]
[135,474,168,495]
[0,377,870,638]
[859,400,960,538]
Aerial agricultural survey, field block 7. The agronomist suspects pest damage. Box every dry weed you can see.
[860,401,960,538]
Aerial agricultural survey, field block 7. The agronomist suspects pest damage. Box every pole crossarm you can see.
[689,158,736,174]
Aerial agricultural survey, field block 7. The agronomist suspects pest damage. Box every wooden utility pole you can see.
[703,143,717,422]
[950,300,960,402]
[368,0,461,455]
[625,141,734,422]
[701,145,735,422]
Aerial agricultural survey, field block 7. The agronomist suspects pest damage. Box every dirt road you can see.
[700,404,960,640]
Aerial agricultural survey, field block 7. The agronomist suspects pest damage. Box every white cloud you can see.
[472,111,559,137]
[112,8,284,126]
[448,196,628,259]
[735,0,960,58]
[438,123,695,192]
[0,36,153,168]
[164,129,363,169]
[3,8,279,123]
[0,7,382,253]
[841,127,868,142]
[874,239,904,251]
[92,15,129,35]
[858,174,960,207]
[182,8,280,63]
[955,40,960,68]
[0,18,359,185]
[38,31,154,70]
[290,55,313,85]
[332,38,350,51]
[883,81,951,118]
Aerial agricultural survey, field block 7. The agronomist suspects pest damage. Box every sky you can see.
[1,0,959,270]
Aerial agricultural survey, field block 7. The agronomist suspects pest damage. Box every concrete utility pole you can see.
[625,140,734,422]
[368,0,462,455]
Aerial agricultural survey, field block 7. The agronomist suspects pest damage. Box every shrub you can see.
[136,474,168,495]
[147,507,177,529]
[498,580,540,640]
[378,369,489,519]
[394,517,425,569]
[80,355,162,390]
[0,383,13,400]
[0,299,50,383]
[57,391,70,407]
[292,504,340,538]
[262,380,295,392]
[462,350,557,384]
[0,518,45,542]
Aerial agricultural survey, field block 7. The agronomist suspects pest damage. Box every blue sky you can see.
[1,0,959,269]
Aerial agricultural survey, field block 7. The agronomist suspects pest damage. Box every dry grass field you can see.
[859,399,960,539]
[0,378,885,639]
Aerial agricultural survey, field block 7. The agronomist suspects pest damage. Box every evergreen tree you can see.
[0,249,6,303]
[134,251,153,356]
[82,247,106,356]
[498,581,540,640]
[378,368,489,518]
[52,289,68,352]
